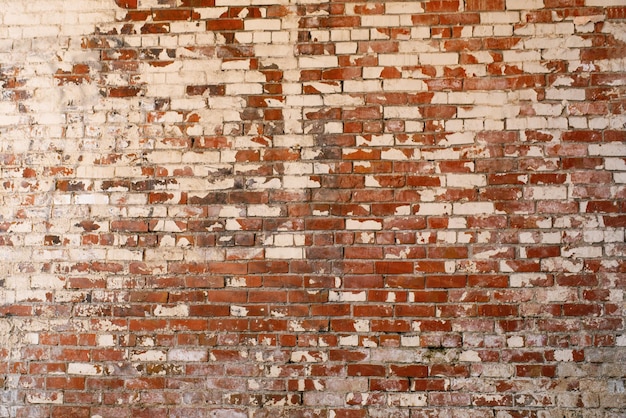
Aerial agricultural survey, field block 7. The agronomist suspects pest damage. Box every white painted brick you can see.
[283,175,321,189]
[524,186,568,200]
[344,80,382,93]
[378,54,419,66]
[446,174,487,188]
[561,246,603,259]
[106,249,143,261]
[305,83,341,94]
[255,44,293,57]
[97,335,115,347]
[168,348,207,362]
[154,304,189,317]
[346,219,383,230]
[510,273,549,287]
[459,350,482,362]
[244,19,281,31]
[400,336,420,347]
[480,12,521,24]
[589,143,626,156]
[225,83,263,96]
[286,95,323,107]
[411,27,431,39]
[339,335,359,346]
[415,203,452,216]
[310,30,330,42]
[420,52,458,66]
[30,275,65,289]
[334,41,357,54]
[386,2,424,14]
[130,350,167,362]
[357,135,393,147]
[290,350,328,363]
[546,88,586,101]
[266,247,303,259]
[248,205,283,217]
[299,56,339,68]
[26,393,63,405]
[389,393,427,407]
[453,202,495,215]
[405,121,425,132]
[384,106,421,119]
[68,363,103,376]
[383,79,427,92]
[73,193,109,205]
[473,25,493,37]
[506,0,544,9]
[614,173,626,183]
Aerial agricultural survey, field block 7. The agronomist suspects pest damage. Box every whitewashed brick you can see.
[589,143,626,156]
[510,273,549,287]
[362,15,400,27]
[389,393,427,407]
[168,348,208,362]
[386,2,424,14]
[415,203,452,216]
[154,304,189,317]
[384,106,421,119]
[378,54,418,66]
[130,350,167,362]
[383,79,427,91]
[453,202,495,215]
[506,0,544,9]
[346,219,383,230]
[299,56,339,68]
[68,363,103,376]
[244,19,281,31]
[344,80,382,93]
[420,52,458,65]
[266,247,303,259]
[480,12,521,24]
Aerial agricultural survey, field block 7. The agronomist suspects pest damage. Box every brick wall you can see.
[0,0,625,416]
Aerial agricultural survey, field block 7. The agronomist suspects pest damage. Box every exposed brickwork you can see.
[0,0,625,416]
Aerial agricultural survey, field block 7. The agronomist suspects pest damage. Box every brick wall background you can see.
[0,0,625,416]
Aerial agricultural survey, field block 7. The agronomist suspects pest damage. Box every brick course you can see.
[0,0,625,416]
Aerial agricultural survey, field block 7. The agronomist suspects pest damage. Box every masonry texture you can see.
[0,0,625,416]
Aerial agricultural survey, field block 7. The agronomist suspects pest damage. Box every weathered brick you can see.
[0,0,623,414]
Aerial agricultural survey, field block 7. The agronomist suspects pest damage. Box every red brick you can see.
[47,377,86,390]
[370,319,411,332]
[466,0,504,10]
[108,86,142,97]
[115,0,137,8]
[478,304,518,317]
[395,304,435,317]
[370,378,409,392]
[516,365,557,378]
[430,364,470,377]
[207,19,243,31]
[563,304,602,316]
[52,407,91,418]
[347,364,386,377]
[375,261,414,274]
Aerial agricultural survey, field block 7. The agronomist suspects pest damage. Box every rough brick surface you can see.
[0,0,625,416]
